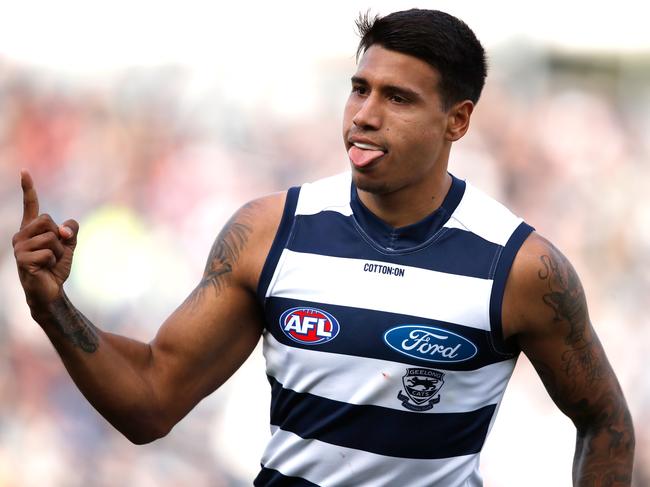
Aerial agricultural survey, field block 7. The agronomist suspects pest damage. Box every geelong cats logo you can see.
[398,368,446,411]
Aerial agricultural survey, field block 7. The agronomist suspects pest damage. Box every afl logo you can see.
[279,307,340,345]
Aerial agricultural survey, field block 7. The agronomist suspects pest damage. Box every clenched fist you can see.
[12,170,79,310]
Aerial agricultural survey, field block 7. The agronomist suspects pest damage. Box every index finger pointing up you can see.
[20,169,40,229]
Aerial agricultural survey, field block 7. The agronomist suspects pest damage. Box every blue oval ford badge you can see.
[384,325,477,363]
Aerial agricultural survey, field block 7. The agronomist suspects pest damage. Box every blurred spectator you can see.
[0,42,648,486]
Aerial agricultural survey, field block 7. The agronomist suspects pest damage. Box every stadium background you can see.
[0,1,648,485]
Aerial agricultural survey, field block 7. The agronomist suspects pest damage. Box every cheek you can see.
[391,122,431,147]
[411,120,445,145]
[391,114,434,139]
[391,125,444,163]
[342,97,357,127]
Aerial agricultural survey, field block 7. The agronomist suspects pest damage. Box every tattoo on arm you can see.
[533,244,634,485]
[538,247,603,388]
[49,295,100,353]
[183,203,256,308]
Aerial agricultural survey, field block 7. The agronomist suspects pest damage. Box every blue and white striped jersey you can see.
[254,172,534,486]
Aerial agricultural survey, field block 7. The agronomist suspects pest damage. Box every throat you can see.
[356,173,453,228]
[350,173,465,251]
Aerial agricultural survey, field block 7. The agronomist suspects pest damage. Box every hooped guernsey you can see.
[254,172,534,487]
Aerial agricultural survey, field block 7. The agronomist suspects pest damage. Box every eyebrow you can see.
[350,76,423,102]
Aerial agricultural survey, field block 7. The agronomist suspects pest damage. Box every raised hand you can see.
[12,170,79,309]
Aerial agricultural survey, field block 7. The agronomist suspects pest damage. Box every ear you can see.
[445,100,474,142]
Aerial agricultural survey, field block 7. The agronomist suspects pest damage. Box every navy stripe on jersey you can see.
[254,467,318,487]
[269,375,495,460]
[266,297,516,371]
[289,212,501,279]
[489,222,535,354]
[258,186,301,303]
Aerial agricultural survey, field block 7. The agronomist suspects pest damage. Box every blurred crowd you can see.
[0,43,649,486]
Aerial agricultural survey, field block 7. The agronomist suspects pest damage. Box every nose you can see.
[352,95,382,130]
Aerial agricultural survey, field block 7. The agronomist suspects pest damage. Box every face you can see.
[342,45,459,196]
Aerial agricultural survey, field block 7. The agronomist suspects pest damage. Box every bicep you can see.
[150,280,264,421]
[504,234,626,431]
[144,195,284,426]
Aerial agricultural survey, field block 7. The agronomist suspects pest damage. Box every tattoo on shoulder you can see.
[537,244,603,387]
[184,201,258,307]
[50,296,99,353]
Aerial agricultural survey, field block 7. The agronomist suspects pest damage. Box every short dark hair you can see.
[356,9,487,110]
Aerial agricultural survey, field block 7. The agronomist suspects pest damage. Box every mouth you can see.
[351,141,385,151]
[348,140,387,168]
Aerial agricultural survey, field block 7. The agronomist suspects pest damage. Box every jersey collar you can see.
[350,173,465,252]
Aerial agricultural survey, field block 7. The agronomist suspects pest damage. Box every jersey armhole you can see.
[488,221,535,355]
[256,186,301,304]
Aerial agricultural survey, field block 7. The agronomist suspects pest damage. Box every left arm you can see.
[503,232,634,486]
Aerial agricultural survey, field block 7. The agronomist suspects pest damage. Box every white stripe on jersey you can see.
[262,427,482,487]
[444,182,523,247]
[264,332,517,415]
[266,250,493,331]
[295,172,353,217]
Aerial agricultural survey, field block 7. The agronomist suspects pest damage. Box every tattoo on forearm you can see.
[538,247,603,387]
[183,202,256,308]
[574,388,634,486]
[49,296,99,353]
[532,357,634,485]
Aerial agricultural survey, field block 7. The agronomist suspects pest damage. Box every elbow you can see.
[123,424,171,445]
[575,402,636,455]
[106,381,181,445]
[621,408,636,453]
[116,414,174,445]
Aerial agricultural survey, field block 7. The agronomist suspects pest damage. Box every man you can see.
[12,9,634,486]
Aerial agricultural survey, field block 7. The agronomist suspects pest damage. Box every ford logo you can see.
[384,325,477,363]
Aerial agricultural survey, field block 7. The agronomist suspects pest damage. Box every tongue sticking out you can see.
[348,145,385,168]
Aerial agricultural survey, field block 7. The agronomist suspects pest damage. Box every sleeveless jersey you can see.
[254,172,534,487]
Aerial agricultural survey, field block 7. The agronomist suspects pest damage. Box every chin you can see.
[351,171,394,195]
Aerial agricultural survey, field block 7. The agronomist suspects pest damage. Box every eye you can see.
[389,94,408,104]
[351,85,368,96]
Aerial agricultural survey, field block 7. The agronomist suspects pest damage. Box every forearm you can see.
[572,403,635,486]
[31,292,168,444]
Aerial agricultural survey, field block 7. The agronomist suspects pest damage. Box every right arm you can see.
[13,170,285,444]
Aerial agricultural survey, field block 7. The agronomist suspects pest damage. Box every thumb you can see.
[59,219,79,246]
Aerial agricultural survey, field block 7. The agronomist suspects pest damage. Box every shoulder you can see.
[232,171,353,261]
[502,231,587,340]
[213,191,288,290]
[448,180,525,246]
[234,191,288,241]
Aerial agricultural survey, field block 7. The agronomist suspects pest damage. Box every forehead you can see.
[354,45,440,94]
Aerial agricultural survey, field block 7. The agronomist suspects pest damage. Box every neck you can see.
[357,170,453,228]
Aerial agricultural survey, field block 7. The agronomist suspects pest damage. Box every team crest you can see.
[397,368,445,411]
